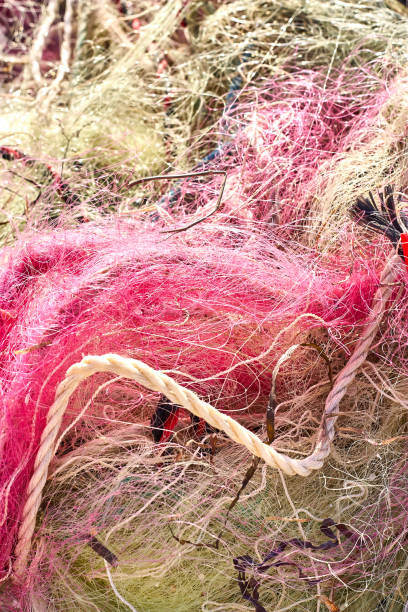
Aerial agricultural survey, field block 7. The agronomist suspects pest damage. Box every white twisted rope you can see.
[23,0,60,87]
[13,253,402,577]
[37,0,74,111]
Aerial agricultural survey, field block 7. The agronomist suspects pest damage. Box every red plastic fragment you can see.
[158,408,180,443]
[401,233,408,270]
[157,58,169,76]
[131,18,141,31]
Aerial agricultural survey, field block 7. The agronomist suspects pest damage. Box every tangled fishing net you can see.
[1,207,408,611]
[1,0,408,235]
[1,1,408,611]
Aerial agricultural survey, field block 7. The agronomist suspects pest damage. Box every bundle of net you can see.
[2,0,408,245]
[2,55,406,252]
[150,58,408,259]
[0,211,408,612]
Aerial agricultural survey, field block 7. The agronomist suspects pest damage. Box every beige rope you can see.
[94,0,133,49]
[385,0,408,16]
[13,253,402,576]
[23,0,60,87]
[38,0,74,111]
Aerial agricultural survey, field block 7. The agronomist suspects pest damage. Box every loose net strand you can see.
[104,560,139,612]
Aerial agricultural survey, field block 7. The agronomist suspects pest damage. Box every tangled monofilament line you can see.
[13,250,402,577]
